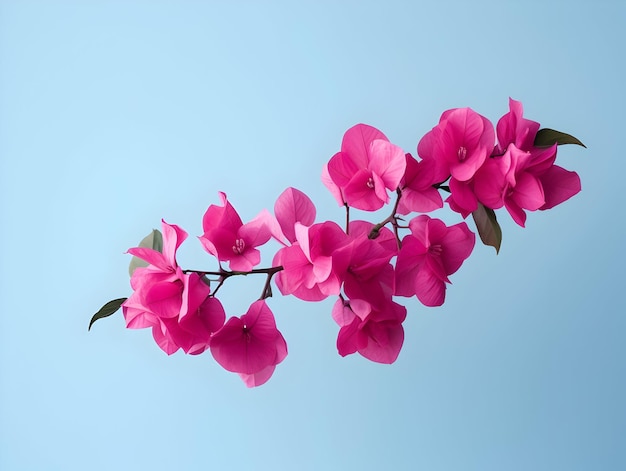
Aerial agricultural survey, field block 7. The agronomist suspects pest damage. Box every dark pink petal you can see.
[417,127,450,182]
[200,193,245,262]
[438,108,495,182]
[358,320,404,364]
[415,266,446,307]
[440,222,475,275]
[473,157,507,209]
[337,318,360,357]
[274,188,316,244]
[539,166,581,210]
[449,178,478,214]
[327,151,359,189]
[526,144,557,175]
[343,169,386,211]
[144,280,184,318]
[504,199,527,227]
[345,264,395,308]
[199,227,237,261]
[510,172,545,211]
[496,98,540,152]
[202,192,243,233]
[179,273,211,320]
[394,236,426,297]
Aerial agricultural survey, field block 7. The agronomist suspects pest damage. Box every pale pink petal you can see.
[368,139,406,191]
[122,293,159,329]
[126,247,169,271]
[161,220,187,268]
[238,365,277,388]
[341,123,388,168]
[228,247,261,272]
[151,319,180,355]
[144,281,184,318]
[239,210,273,247]
[274,187,317,244]
[415,266,446,307]
[321,163,345,206]
[331,298,356,327]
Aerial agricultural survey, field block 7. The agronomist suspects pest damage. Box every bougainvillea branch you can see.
[89,98,584,387]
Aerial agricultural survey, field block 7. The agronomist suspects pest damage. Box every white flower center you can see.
[457,146,468,161]
[232,238,245,254]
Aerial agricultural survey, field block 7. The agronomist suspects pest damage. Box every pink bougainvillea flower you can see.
[332,297,406,364]
[123,219,188,333]
[474,144,546,227]
[395,215,475,306]
[273,221,352,301]
[324,123,406,211]
[493,98,581,213]
[199,192,272,272]
[418,107,495,182]
[210,300,287,387]
[122,220,224,355]
[397,153,443,215]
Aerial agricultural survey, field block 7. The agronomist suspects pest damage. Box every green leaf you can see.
[128,229,163,276]
[472,204,502,254]
[534,128,586,148]
[88,297,127,331]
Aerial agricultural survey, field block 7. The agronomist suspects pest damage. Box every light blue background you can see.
[1,1,624,470]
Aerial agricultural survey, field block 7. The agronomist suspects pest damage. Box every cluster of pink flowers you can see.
[92,98,582,387]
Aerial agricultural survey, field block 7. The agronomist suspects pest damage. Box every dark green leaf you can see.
[88,297,127,331]
[128,229,163,276]
[472,204,502,254]
[534,128,586,148]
